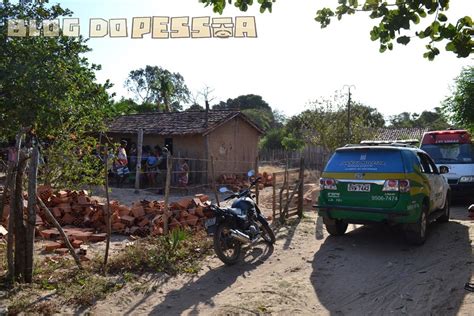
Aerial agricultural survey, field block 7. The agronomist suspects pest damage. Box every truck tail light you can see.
[320,178,337,190]
[399,179,410,192]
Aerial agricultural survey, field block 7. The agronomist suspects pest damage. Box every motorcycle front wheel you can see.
[213,222,241,265]
[258,218,276,244]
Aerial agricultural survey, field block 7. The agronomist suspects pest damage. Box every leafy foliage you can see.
[199,0,275,14]
[443,66,474,131]
[389,107,449,130]
[198,0,473,59]
[0,0,113,187]
[213,94,277,130]
[125,65,190,112]
[288,94,385,151]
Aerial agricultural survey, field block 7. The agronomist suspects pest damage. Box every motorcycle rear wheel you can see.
[213,223,241,265]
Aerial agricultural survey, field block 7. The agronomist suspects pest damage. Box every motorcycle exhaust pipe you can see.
[230,229,251,244]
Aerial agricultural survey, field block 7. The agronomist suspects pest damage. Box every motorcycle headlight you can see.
[459,176,474,183]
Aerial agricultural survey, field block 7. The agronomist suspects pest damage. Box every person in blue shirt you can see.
[146,150,160,188]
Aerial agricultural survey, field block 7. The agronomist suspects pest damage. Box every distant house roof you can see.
[107,110,264,136]
[369,127,429,141]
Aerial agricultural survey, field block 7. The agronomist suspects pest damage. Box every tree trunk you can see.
[25,142,39,283]
[14,155,27,282]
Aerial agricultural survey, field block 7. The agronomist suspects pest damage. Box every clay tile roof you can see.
[107,110,264,136]
[369,127,429,141]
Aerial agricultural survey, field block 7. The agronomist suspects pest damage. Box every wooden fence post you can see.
[103,146,112,272]
[298,157,304,218]
[25,142,39,283]
[272,173,276,221]
[210,156,220,207]
[135,129,143,193]
[163,153,172,234]
[255,156,259,205]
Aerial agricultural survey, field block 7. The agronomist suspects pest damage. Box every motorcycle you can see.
[205,170,276,265]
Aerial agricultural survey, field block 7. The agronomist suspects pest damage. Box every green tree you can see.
[213,94,276,130]
[443,66,474,131]
[198,0,473,60]
[0,0,112,284]
[286,94,384,152]
[389,108,449,129]
[125,65,190,112]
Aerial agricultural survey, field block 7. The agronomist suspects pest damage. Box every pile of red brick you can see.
[217,172,273,192]
[1,186,213,253]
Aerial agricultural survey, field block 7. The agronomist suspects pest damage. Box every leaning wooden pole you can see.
[103,146,112,272]
[163,153,172,234]
[37,197,82,269]
[25,142,39,283]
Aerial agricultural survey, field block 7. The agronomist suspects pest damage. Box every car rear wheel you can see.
[325,219,348,236]
[405,203,428,245]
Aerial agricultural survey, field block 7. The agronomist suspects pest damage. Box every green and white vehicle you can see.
[315,143,451,245]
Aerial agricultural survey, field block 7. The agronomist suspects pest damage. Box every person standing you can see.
[115,140,129,187]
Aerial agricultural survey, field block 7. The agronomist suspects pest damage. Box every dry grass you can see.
[2,230,213,313]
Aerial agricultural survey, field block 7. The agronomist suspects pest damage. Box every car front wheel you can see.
[437,193,450,223]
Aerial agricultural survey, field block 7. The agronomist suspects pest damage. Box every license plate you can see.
[205,217,216,228]
[348,183,371,192]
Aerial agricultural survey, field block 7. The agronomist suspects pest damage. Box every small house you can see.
[106,110,264,184]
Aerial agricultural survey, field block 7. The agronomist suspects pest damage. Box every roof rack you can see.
[355,139,420,148]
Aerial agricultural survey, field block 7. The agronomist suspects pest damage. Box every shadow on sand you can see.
[310,219,472,315]
[138,242,274,315]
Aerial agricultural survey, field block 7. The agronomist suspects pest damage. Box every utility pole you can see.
[343,85,355,142]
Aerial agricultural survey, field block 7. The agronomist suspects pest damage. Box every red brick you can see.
[138,218,150,227]
[131,205,145,218]
[186,214,199,226]
[61,213,75,225]
[112,222,126,232]
[71,231,93,242]
[52,207,62,218]
[40,229,59,239]
[44,241,62,252]
[77,195,90,205]
[120,215,135,227]
[89,233,107,242]
[72,239,83,248]
[195,194,209,203]
[54,248,69,255]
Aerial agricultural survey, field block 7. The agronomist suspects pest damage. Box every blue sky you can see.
[28,0,474,119]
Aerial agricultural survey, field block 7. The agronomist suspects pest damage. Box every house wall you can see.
[207,116,260,177]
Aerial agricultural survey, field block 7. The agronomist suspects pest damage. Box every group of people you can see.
[113,140,189,191]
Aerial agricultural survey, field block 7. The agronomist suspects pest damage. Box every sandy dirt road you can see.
[85,201,473,316]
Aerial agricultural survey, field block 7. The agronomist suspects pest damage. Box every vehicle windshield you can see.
[325,149,405,173]
[421,143,474,164]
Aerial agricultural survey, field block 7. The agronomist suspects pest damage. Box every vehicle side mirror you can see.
[439,166,449,174]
